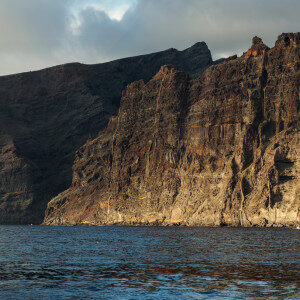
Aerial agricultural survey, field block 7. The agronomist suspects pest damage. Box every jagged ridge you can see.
[44,33,300,227]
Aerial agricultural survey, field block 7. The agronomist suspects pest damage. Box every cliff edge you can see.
[44,33,300,227]
[0,42,213,224]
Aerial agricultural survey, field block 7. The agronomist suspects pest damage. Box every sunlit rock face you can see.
[0,43,214,224]
[242,36,270,58]
[44,33,299,228]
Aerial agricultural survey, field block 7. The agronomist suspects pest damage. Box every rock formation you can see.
[44,33,300,227]
[0,43,214,224]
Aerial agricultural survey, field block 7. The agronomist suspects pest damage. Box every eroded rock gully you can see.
[43,33,300,227]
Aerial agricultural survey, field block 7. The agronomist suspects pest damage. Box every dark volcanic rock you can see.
[44,33,299,227]
[0,43,214,224]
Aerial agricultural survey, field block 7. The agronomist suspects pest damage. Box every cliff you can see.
[0,43,213,224]
[44,33,300,227]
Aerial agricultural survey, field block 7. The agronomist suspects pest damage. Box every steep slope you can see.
[0,43,213,224]
[44,33,299,227]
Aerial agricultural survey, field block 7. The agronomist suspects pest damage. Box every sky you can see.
[0,0,299,76]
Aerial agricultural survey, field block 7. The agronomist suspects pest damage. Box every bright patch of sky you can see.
[70,0,136,34]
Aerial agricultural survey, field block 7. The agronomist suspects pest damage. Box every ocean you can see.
[0,226,299,299]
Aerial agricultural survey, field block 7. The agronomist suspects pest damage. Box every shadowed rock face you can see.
[44,33,300,227]
[0,43,214,224]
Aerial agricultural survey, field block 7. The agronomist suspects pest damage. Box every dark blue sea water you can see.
[0,226,299,299]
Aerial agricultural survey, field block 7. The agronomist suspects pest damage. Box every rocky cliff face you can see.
[0,43,213,224]
[44,33,299,227]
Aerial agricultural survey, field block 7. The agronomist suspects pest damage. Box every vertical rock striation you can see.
[44,33,300,227]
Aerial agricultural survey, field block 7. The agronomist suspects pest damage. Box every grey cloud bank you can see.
[0,0,299,76]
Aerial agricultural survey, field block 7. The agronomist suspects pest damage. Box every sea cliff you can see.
[0,42,213,224]
[44,33,299,227]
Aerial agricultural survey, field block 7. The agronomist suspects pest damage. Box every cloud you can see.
[0,0,299,75]
[0,0,72,74]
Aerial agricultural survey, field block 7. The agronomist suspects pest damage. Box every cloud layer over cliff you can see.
[1,0,299,75]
